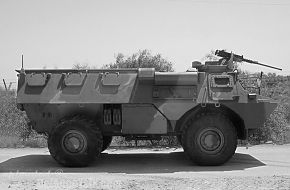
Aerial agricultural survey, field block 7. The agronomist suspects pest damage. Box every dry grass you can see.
[0,135,47,148]
[0,136,22,148]
[22,131,47,148]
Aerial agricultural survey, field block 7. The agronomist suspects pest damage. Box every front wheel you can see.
[48,115,103,167]
[182,113,237,166]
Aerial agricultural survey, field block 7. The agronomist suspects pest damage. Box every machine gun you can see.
[215,50,282,71]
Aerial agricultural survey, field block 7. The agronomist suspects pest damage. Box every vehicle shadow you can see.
[0,150,265,174]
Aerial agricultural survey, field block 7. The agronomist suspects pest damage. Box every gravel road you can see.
[0,144,290,190]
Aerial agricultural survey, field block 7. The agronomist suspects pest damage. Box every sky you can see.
[0,0,289,89]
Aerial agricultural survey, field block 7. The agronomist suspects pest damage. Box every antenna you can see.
[21,54,24,69]
[20,54,25,73]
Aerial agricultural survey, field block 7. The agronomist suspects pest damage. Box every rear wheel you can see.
[182,112,237,166]
[102,136,113,152]
[48,115,103,167]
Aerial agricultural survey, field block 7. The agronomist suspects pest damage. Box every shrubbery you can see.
[110,136,179,147]
[263,103,289,144]
[241,73,290,144]
[0,89,27,147]
[250,103,290,144]
[0,89,46,148]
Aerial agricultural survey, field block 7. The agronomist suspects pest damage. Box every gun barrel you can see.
[243,58,282,71]
[215,50,282,71]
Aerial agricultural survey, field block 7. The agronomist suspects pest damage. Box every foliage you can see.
[110,136,180,147]
[202,49,220,61]
[250,104,289,144]
[103,49,174,72]
[0,89,28,138]
[73,63,90,70]
[0,88,46,148]
[239,72,290,144]
[22,131,47,148]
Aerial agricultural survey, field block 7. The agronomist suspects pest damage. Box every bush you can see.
[23,131,47,148]
[250,103,289,144]
[0,90,28,138]
[0,89,46,148]
[243,73,290,144]
[110,136,180,147]
[0,136,22,148]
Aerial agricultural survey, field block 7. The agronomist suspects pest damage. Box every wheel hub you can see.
[62,130,87,154]
[198,128,224,154]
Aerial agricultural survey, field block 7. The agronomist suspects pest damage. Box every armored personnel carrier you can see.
[16,50,280,167]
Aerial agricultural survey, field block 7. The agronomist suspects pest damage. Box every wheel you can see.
[48,115,103,167]
[102,136,113,152]
[182,112,237,166]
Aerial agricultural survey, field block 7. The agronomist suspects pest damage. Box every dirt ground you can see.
[0,144,290,190]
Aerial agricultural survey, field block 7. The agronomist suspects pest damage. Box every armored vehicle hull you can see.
[16,54,278,167]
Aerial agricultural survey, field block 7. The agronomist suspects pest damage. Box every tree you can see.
[73,63,90,70]
[103,49,174,72]
[202,50,220,61]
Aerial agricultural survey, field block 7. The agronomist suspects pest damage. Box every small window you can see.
[215,77,230,86]
[211,75,233,88]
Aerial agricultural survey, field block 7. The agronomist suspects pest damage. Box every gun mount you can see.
[215,50,282,71]
[193,50,282,72]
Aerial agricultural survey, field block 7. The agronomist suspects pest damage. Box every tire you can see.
[182,112,237,166]
[48,115,103,167]
[102,136,113,152]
